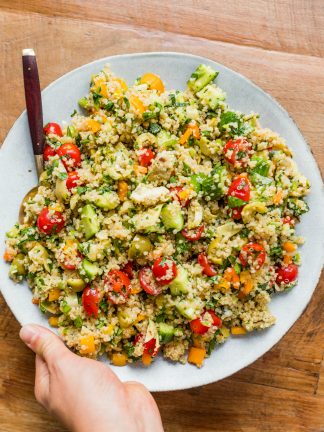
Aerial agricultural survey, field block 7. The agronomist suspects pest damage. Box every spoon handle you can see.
[22,49,44,176]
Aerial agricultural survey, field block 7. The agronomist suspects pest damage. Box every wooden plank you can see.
[0,0,324,57]
[0,6,323,432]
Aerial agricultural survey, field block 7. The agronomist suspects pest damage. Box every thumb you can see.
[20,324,69,364]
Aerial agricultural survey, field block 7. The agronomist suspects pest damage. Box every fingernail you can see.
[20,324,38,345]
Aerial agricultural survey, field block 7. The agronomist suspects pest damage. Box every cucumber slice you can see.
[161,202,184,232]
[169,267,190,295]
[175,298,201,320]
[80,204,100,240]
[187,64,218,93]
[158,322,175,343]
[67,277,86,292]
[79,259,99,281]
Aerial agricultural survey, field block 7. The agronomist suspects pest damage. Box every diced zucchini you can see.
[158,322,175,343]
[60,293,78,314]
[94,191,120,210]
[161,202,184,232]
[175,298,201,320]
[105,143,132,180]
[187,200,203,229]
[250,156,270,177]
[132,205,162,233]
[156,130,178,149]
[117,307,138,328]
[187,64,218,93]
[228,196,247,208]
[28,243,51,272]
[9,253,27,280]
[78,97,89,109]
[80,204,100,240]
[79,259,100,281]
[199,137,222,158]
[169,267,190,295]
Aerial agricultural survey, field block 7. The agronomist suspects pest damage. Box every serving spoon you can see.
[19,48,45,224]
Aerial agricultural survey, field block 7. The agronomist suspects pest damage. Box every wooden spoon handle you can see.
[22,49,44,156]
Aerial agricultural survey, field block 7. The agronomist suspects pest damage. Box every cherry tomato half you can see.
[139,267,163,296]
[66,171,80,190]
[276,264,298,285]
[181,225,204,242]
[37,208,65,235]
[122,261,135,279]
[57,143,81,171]
[43,122,63,137]
[143,338,158,356]
[43,145,57,161]
[152,257,177,286]
[59,239,83,270]
[138,148,155,167]
[169,186,190,207]
[282,216,295,226]
[190,310,222,335]
[239,243,266,270]
[229,207,243,220]
[82,286,99,318]
[228,177,250,203]
[197,253,217,277]
[105,270,131,305]
[223,138,252,167]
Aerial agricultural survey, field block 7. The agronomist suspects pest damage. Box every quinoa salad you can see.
[4,64,310,367]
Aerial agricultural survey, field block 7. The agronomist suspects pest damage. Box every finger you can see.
[34,354,50,407]
[20,324,69,364]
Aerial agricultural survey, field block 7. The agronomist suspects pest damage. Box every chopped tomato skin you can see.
[139,267,163,296]
[43,145,57,161]
[57,143,81,171]
[197,253,216,277]
[138,148,155,167]
[224,138,252,167]
[66,171,80,190]
[239,243,266,270]
[181,225,204,241]
[105,270,131,304]
[190,310,222,334]
[152,257,177,286]
[228,177,250,202]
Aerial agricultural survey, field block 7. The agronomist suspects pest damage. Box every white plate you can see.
[1,52,323,392]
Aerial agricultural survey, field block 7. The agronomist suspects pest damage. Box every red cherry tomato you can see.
[190,310,222,334]
[169,186,190,207]
[276,264,298,285]
[122,261,135,279]
[239,243,266,270]
[59,240,83,271]
[138,148,155,167]
[37,208,65,235]
[229,207,243,220]
[57,143,81,171]
[43,122,63,137]
[66,171,80,190]
[228,177,250,203]
[105,270,131,304]
[152,257,177,286]
[181,225,204,242]
[139,267,163,296]
[197,253,216,277]
[223,138,252,167]
[82,286,99,317]
[143,338,158,356]
[43,145,57,161]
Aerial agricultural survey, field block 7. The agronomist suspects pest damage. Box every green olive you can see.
[128,235,152,260]
[9,253,27,279]
[67,277,86,292]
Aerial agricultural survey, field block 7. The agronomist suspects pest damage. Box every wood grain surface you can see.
[0,1,323,431]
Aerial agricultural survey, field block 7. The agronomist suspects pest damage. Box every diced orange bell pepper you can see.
[140,73,165,94]
[273,190,283,204]
[224,267,240,289]
[179,123,201,144]
[179,128,193,145]
[80,335,96,355]
[87,119,101,133]
[283,254,293,265]
[142,353,152,366]
[114,77,128,91]
[134,165,148,175]
[283,241,297,253]
[112,353,127,366]
[188,347,206,367]
[3,248,15,262]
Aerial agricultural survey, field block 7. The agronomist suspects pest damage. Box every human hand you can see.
[19,324,164,432]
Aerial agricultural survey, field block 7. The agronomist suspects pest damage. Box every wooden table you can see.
[0,1,323,431]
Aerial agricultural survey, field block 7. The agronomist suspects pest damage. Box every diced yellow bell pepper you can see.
[48,316,59,327]
[231,326,246,335]
[87,119,101,133]
[112,353,127,366]
[48,288,61,302]
[130,95,146,114]
[283,241,297,253]
[103,324,114,336]
[117,180,128,201]
[80,335,96,354]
